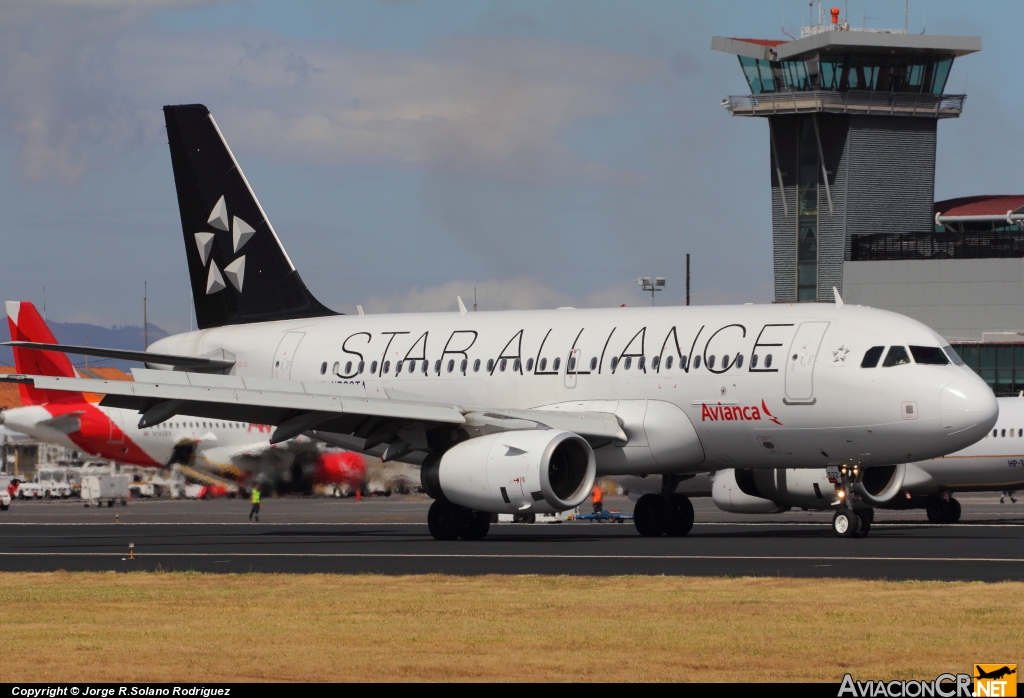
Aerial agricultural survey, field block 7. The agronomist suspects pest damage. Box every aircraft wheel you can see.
[512,512,536,523]
[852,518,871,538]
[427,499,468,541]
[947,498,962,523]
[926,498,946,524]
[634,494,667,537]
[664,494,695,537]
[854,507,874,527]
[832,509,859,538]
[460,511,491,541]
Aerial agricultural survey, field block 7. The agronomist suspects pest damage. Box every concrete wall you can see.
[843,258,1024,341]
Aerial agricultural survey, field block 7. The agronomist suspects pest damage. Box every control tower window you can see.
[883,346,911,367]
[797,117,818,301]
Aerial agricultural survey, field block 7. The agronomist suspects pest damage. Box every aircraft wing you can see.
[0,370,627,455]
[3,341,234,372]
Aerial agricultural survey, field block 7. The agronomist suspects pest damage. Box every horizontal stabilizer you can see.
[3,342,234,372]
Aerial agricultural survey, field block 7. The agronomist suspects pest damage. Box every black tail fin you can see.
[163,104,337,329]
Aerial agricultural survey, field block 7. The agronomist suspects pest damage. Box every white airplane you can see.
[2,104,998,540]
[712,395,1024,526]
[0,300,365,493]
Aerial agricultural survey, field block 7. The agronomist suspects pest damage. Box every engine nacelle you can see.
[711,469,786,513]
[429,429,596,513]
[853,463,906,505]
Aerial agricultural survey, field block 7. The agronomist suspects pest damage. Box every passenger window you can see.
[370,361,378,374]
[500,359,507,372]
[590,357,598,371]
[487,359,494,372]
[722,354,730,368]
[422,361,428,374]
[764,354,772,369]
[473,359,481,372]
[693,355,701,369]
[910,346,949,365]
[539,358,547,372]
[993,429,998,437]
[526,358,534,372]
[638,356,645,371]
[652,356,660,370]
[345,361,353,374]
[553,357,561,371]
[943,345,966,366]
[751,354,758,369]
[883,346,911,367]
[861,346,885,368]
[434,360,441,373]
[396,361,404,374]
[567,357,576,371]
[1002,429,1006,437]
[707,355,716,369]
[666,355,674,370]
[513,358,521,372]
[358,361,365,374]
[736,354,744,369]
[460,359,467,373]
[332,361,340,374]
[409,361,416,373]
[320,362,327,375]
[383,361,390,374]
[447,359,455,373]
[610,357,618,370]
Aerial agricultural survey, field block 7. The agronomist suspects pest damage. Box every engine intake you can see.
[854,464,906,505]
[426,429,596,513]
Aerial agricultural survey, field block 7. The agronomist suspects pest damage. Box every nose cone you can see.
[940,375,998,448]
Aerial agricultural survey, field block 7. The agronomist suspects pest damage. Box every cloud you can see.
[0,3,662,186]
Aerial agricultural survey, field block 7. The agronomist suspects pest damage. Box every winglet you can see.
[457,296,467,316]
[833,287,843,307]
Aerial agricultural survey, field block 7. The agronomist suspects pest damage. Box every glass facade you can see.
[850,230,1024,261]
[797,118,818,301]
[951,343,1024,397]
[739,52,953,95]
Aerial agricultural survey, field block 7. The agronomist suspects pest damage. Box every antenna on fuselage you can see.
[457,296,467,316]
[833,287,844,307]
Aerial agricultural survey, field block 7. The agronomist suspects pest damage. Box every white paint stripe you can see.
[0,552,1022,562]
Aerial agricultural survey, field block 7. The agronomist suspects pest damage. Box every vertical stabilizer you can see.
[163,104,337,329]
[6,301,84,405]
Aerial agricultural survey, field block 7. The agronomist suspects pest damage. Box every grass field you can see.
[0,572,1020,682]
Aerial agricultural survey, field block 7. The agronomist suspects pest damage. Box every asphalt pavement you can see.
[1,493,1022,580]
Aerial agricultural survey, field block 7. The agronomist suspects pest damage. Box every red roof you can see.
[935,195,1024,217]
[729,38,788,48]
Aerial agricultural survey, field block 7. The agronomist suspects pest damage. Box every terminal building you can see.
[713,13,1024,396]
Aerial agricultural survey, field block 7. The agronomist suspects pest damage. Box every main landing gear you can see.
[633,476,695,537]
[427,499,491,541]
[926,495,961,524]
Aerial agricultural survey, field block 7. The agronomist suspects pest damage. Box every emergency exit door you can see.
[785,321,829,402]
[272,332,305,379]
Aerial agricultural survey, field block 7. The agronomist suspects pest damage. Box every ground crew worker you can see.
[592,482,604,513]
[249,487,261,522]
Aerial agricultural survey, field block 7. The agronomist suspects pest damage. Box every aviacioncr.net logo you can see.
[839,673,973,697]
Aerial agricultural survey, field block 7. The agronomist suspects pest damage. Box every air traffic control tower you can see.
[713,13,980,303]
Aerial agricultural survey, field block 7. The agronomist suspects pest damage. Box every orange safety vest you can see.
[592,484,604,502]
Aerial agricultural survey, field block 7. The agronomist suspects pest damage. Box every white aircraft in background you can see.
[2,104,997,540]
[711,395,1024,524]
[0,301,365,493]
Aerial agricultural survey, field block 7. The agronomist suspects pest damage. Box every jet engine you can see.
[853,463,906,505]
[422,429,596,514]
[711,468,787,513]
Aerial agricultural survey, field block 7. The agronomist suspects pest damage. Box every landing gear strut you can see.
[427,499,491,541]
[831,464,874,538]
[633,475,695,537]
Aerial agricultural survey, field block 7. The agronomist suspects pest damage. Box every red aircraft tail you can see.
[6,301,85,406]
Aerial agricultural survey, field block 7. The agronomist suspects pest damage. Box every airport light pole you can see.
[636,276,665,306]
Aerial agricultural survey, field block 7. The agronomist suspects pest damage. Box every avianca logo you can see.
[701,399,782,425]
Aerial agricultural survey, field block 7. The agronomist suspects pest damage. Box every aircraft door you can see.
[272,332,306,379]
[107,410,124,444]
[785,321,829,402]
[564,349,580,388]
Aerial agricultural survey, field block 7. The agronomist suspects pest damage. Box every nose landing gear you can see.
[831,464,874,538]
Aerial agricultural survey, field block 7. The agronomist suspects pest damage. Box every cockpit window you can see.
[909,346,949,365]
[861,346,884,368]
[942,345,966,366]
[883,346,911,367]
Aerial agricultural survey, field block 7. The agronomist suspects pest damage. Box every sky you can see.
[0,0,1017,334]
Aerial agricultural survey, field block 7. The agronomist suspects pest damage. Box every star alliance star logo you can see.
[194,195,254,295]
[833,345,850,362]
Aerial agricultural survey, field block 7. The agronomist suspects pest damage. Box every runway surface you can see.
[2,494,1023,580]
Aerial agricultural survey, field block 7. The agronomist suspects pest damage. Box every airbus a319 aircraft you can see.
[1,300,364,493]
[3,104,998,540]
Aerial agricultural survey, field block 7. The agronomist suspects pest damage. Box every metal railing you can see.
[850,231,1024,261]
[724,90,965,118]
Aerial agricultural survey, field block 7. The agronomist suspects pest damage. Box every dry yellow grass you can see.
[0,572,1020,682]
